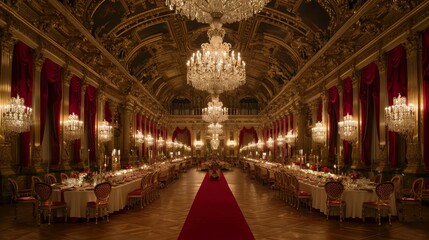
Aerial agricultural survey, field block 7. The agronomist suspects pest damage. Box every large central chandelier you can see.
[385,93,416,137]
[211,134,220,150]
[312,121,326,144]
[165,0,270,24]
[187,21,246,95]
[99,119,113,143]
[202,96,228,123]
[1,95,32,133]
[338,114,358,143]
[207,122,223,135]
[63,113,83,141]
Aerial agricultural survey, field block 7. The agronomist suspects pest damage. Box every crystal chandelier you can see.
[385,93,416,136]
[156,136,165,148]
[135,130,144,144]
[338,114,358,143]
[207,122,223,135]
[266,136,274,149]
[202,96,228,123]
[285,130,296,147]
[312,121,326,144]
[63,112,83,141]
[187,21,246,95]
[194,139,203,150]
[211,134,220,150]
[145,133,154,147]
[1,95,32,133]
[276,133,285,147]
[165,0,270,25]
[227,139,236,149]
[98,119,112,143]
[256,140,264,150]
[166,139,174,149]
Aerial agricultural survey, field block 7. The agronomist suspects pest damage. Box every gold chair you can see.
[31,176,43,196]
[127,174,151,209]
[396,177,424,221]
[34,182,67,225]
[362,182,394,226]
[8,178,36,220]
[324,181,346,222]
[44,174,57,185]
[290,175,312,210]
[86,182,112,224]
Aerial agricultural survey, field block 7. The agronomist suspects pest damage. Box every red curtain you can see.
[11,41,33,168]
[172,127,191,146]
[360,62,380,166]
[342,77,353,165]
[290,113,294,157]
[84,85,97,165]
[69,75,81,164]
[387,45,408,167]
[40,59,62,166]
[423,28,429,169]
[328,86,339,163]
[238,127,258,147]
[284,115,288,157]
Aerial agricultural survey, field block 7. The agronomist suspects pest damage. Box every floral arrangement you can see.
[349,171,360,179]
[123,163,132,169]
[79,171,93,183]
[310,165,318,171]
[321,166,331,173]
[209,169,219,180]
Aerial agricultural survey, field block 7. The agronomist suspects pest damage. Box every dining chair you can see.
[390,175,402,200]
[396,177,424,221]
[290,175,312,210]
[127,174,150,209]
[8,178,36,220]
[362,182,394,226]
[31,176,43,196]
[44,174,57,185]
[324,181,346,222]
[34,182,67,225]
[373,173,383,184]
[60,173,68,183]
[86,182,112,224]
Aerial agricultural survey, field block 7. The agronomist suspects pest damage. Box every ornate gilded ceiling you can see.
[1,0,428,118]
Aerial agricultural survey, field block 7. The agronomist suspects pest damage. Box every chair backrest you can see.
[325,181,344,200]
[94,182,112,202]
[60,173,68,182]
[31,176,43,196]
[45,174,57,185]
[411,177,424,199]
[374,174,383,184]
[8,178,18,197]
[390,175,402,199]
[34,182,53,202]
[375,182,394,202]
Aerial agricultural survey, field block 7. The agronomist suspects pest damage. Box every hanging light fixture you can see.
[276,133,285,147]
[165,0,270,24]
[202,96,228,123]
[135,130,144,144]
[256,139,264,150]
[338,114,358,143]
[312,121,326,144]
[187,21,246,95]
[207,122,223,135]
[62,112,83,141]
[98,119,112,143]
[210,134,220,150]
[145,133,154,147]
[266,136,274,149]
[156,136,165,148]
[385,93,416,137]
[285,130,296,147]
[166,138,174,149]
[194,139,203,150]
[1,94,32,133]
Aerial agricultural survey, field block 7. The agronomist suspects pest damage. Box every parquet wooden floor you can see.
[1,168,428,240]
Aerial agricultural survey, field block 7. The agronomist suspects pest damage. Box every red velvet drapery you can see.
[290,113,294,156]
[141,116,146,156]
[11,41,33,168]
[342,77,353,165]
[284,115,288,157]
[387,45,408,167]
[40,58,62,166]
[423,28,429,169]
[328,86,339,163]
[84,85,97,166]
[238,127,258,147]
[360,62,380,166]
[69,75,81,164]
[172,127,191,146]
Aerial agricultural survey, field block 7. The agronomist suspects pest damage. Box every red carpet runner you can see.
[178,172,255,240]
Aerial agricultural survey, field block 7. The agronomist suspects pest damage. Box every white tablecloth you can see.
[53,178,141,218]
[299,181,397,218]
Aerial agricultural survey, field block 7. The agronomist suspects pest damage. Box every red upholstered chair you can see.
[290,175,312,210]
[396,177,424,221]
[86,182,112,224]
[8,178,36,220]
[373,173,383,184]
[31,176,43,196]
[127,174,151,209]
[44,174,57,185]
[34,182,67,225]
[362,182,394,226]
[324,181,346,222]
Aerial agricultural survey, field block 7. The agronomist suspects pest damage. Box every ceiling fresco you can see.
[1,0,426,117]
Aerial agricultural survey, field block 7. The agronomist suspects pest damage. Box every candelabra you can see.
[98,119,113,143]
[385,93,416,137]
[1,94,32,133]
[338,114,358,143]
[62,113,83,141]
[311,121,326,144]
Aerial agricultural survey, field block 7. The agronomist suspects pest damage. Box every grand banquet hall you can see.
[1,0,429,239]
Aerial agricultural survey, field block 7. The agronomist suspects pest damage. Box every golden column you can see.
[376,54,390,172]
[59,69,74,171]
[351,71,362,169]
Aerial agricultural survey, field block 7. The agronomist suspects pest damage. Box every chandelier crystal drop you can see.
[1,94,32,133]
[165,0,270,24]
[338,114,358,143]
[98,119,112,143]
[266,136,274,149]
[63,113,83,141]
[135,130,144,144]
[187,22,246,95]
[202,96,228,123]
[285,130,296,147]
[312,121,326,144]
[385,94,416,136]
[207,122,223,135]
